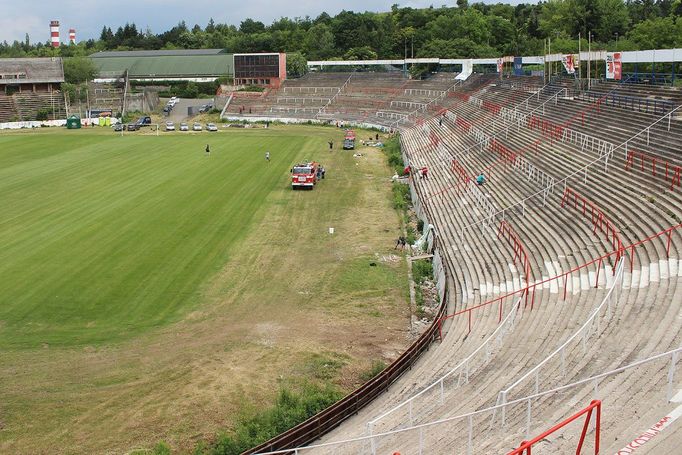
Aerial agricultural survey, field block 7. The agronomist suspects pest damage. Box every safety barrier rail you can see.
[508,400,601,455]
[253,347,681,455]
[438,222,680,333]
[497,258,624,417]
[453,105,682,239]
[560,187,624,265]
[626,149,681,191]
[367,299,522,435]
[498,220,532,283]
[580,90,675,115]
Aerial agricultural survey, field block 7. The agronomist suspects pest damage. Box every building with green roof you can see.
[90,49,235,83]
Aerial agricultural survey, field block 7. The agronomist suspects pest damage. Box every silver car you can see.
[193,122,202,131]
[165,121,175,131]
[206,123,218,132]
[179,122,189,131]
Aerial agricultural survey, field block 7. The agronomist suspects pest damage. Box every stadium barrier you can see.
[438,222,681,335]
[507,400,601,455]
[496,258,624,422]
[367,298,522,435]
[625,149,681,191]
[453,104,682,239]
[252,347,681,455]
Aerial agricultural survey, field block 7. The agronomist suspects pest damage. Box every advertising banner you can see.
[606,52,622,80]
[561,54,576,74]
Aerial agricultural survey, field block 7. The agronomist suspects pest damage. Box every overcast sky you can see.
[0,0,524,44]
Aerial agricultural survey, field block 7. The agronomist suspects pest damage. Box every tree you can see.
[343,46,378,60]
[63,57,98,84]
[240,19,266,34]
[286,52,308,77]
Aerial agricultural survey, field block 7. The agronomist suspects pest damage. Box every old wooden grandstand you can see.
[0,57,67,122]
[238,71,682,454]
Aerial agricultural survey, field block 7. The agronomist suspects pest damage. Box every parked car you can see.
[163,105,171,114]
[179,122,189,131]
[126,123,140,131]
[135,116,152,127]
[193,122,202,131]
[113,123,123,132]
[165,121,175,131]
[168,97,179,106]
[199,103,214,113]
[206,123,218,132]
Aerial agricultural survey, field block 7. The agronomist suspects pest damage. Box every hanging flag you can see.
[605,52,622,80]
[561,54,576,74]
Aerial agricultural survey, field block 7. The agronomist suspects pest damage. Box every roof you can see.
[90,53,234,78]
[90,49,228,58]
[0,57,64,84]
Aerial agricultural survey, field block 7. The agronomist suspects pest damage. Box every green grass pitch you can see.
[0,127,332,348]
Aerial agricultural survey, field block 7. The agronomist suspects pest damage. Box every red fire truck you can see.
[291,161,320,189]
[343,130,356,150]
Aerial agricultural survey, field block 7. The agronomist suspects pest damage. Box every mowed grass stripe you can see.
[0,130,313,348]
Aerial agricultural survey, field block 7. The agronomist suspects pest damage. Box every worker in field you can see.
[205,144,210,157]
[265,151,270,162]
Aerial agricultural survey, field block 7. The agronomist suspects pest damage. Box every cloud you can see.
[0,1,526,43]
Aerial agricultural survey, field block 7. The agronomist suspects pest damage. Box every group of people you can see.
[402,163,487,185]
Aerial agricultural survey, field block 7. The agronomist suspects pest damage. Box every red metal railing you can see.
[456,116,472,131]
[508,400,601,455]
[437,222,681,337]
[451,158,471,185]
[625,149,681,191]
[498,220,532,283]
[560,187,624,266]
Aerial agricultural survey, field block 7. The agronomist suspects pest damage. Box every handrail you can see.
[367,297,522,434]
[253,347,682,454]
[453,103,682,238]
[498,259,624,408]
[508,400,601,455]
[438,222,681,326]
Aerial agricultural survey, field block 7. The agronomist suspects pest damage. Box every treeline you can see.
[1,1,681,61]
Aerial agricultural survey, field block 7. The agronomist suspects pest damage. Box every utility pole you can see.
[587,32,592,89]
[578,32,582,81]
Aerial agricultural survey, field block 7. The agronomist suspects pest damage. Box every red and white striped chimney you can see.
[69,28,76,44]
[50,20,60,47]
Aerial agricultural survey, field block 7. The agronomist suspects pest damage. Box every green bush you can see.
[383,135,404,175]
[412,259,433,284]
[199,384,342,455]
[391,182,410,211]
[35,108,51,121]
[360,360,387,382]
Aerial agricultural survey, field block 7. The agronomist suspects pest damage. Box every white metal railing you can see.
[455,103,682,238]
[404,88,446,98]
[495,258,625,425]
[391,100,427,110]
[254,346,682,454]
[317,73,353,116]
[219,92,234,119]
[368,298,522,435]
[276,97,330,104]
[282,86,340,94]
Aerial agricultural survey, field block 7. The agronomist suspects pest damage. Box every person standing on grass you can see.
[328,140,334,151]
[265,151,270,162]
[205,144,210,157]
